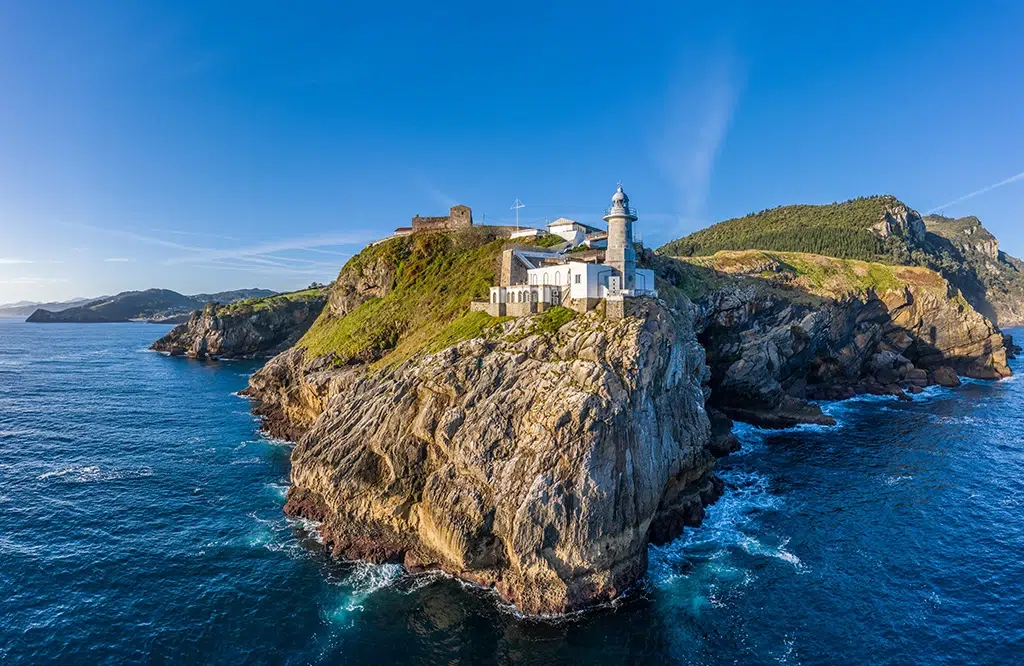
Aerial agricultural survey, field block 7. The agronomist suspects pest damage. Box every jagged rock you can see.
[930,366,961,388]
[152,293,327,360]
[255,300,723,615]
[706,408,741,458]
[656,252,1010,426]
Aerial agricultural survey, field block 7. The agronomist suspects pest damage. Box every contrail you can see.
[926,170,1024,214]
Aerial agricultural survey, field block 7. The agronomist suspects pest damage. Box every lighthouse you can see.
[603,185,638,292]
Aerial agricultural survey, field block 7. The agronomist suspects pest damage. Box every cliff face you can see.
[656,250,1011,427]
[151,290,327,360]
[259,301,722,615]
[924,214,1024,326]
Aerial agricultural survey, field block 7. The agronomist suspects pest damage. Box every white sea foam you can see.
[37,465,153,483]
[229,457,263,465]
[327,563,405,615]
[884,474,914,486]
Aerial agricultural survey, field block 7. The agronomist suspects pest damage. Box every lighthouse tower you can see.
[603,185,638,292]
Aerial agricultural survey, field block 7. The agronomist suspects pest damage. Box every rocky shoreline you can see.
[151,290,327,360]
[140,219,1012,617]
[249,301,728,615]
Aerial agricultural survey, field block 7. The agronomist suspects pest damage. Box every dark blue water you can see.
[2,318,1023,664]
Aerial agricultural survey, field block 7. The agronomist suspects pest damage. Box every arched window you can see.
[543,273,549,285]
[555,272,561,286]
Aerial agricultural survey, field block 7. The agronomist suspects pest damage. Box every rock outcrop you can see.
[152,291,327,360]
[252,300,723,615]
[655,250,1011,427]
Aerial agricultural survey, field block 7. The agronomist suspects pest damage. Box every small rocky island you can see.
[163,188,1016,615]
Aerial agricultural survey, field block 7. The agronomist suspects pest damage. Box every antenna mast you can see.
[510,198,526,232]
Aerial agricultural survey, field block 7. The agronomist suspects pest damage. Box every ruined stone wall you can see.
[410,216,452,232]
[449,205,473,229]
[411,205,474,234]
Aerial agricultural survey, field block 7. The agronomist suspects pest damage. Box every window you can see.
[575,274,581,284]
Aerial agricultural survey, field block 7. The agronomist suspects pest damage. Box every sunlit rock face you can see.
[277,301,722,615]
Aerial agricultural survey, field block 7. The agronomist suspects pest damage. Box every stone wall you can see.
[565,297,602,314]
[411,205,474,234]
[606,297,624,320]
[507,301,537,317]
[500,250,530,287]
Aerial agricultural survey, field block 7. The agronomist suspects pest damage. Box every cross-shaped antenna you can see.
[616,180,623,189]
[510,198,526,232]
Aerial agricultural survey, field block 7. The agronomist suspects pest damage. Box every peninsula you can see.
[205,187,1014,614]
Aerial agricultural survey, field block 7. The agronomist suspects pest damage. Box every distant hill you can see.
[657,196,1024,326]
[25,288,278,324]
[657,195,918,261]
[0,297,101,318]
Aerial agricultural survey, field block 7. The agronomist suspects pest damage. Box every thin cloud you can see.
[0,258,33,265]
[162,232,374,266]
[926,170,1024,214]
[104,257,134,263]
[63,221,371,273]
[0,277,68,285]
[654,53,743,236]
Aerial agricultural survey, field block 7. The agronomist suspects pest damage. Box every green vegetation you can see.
[222,286,327,315]
[658,196,901,261]
[533,233,566,248]
[298,228,509,368]
[422,311,510,354]
[533,306,576,334]
[677,250,946,300]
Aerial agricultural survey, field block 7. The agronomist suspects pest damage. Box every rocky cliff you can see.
[654,250,1011,427]
[256,300,724,615]
[924,214,1024,326]
[242,229,1013,615]
[151,288,327,360]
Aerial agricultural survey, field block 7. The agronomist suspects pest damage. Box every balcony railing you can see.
[604,205,638,218]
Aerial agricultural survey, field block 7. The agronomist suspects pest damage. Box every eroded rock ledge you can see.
[152,292,327,360]
[252,300,724,614]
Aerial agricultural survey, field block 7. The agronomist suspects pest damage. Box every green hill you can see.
[657,195,907,261]
[298,228,519,368]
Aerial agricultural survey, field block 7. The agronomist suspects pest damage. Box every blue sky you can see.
[1,1,1022,303]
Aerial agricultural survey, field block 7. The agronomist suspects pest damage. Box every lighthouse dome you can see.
[611,186,628,205]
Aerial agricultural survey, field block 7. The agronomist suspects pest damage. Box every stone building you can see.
[394,205,473,237]
[472,185,656,319]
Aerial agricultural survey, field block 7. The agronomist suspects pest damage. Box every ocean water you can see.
[2,317,1023,665]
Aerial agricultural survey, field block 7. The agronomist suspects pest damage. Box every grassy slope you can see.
[299,229,532,368]
[220,286,328,315]
[677,250,949,301]
[658,195,900,261]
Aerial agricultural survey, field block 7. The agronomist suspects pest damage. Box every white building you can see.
[546,218,604,246]
[482,186,656,317]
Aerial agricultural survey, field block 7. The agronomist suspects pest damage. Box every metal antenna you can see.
[510,198,526,232]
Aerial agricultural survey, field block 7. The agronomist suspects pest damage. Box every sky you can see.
[1,1,1022,304]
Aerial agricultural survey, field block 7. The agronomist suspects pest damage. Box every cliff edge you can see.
[275,300,721,615]
[151,288,328,359]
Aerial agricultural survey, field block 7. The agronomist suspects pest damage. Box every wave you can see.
[229,457,263,465]
[328,563,406,614]
[36,465,153,484]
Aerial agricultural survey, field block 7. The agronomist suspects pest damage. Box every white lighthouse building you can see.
[479,185,657,318]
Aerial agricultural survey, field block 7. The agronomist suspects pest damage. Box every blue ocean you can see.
[2,318,1022,664]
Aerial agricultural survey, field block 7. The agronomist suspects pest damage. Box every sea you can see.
[1,317,1022,665]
